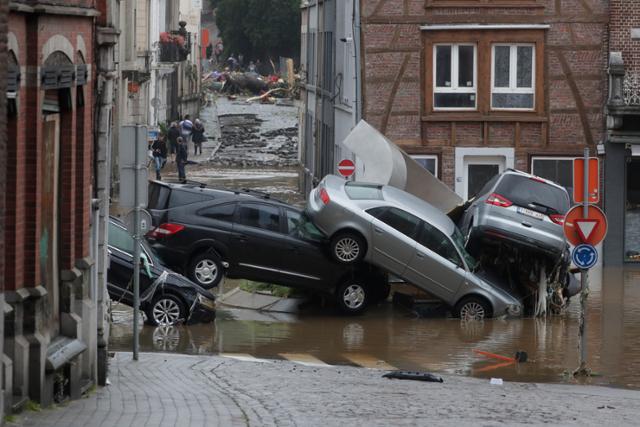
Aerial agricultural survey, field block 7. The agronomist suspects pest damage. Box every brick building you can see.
[1,0,9,420]
[359,0,607,201]
[5,0,101,408]
[604,0,640,265]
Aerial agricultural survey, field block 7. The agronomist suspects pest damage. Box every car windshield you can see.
[495,174,570,214]
[451,227,478,271]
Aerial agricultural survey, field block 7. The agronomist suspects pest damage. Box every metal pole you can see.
[578,146,589,373]
[133,125,141,361]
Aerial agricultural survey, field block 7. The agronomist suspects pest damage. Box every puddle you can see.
[110,266,640,389]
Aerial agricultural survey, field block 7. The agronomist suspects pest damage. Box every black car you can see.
[146,181,387,314]
[107,217,216,326]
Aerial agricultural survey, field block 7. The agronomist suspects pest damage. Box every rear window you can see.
[495,175,570,214]
[148,182,170,210]
[345,182,383,200]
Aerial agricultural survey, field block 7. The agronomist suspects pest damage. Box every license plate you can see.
[517,207,544,220]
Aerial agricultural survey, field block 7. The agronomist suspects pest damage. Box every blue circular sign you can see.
[572,244,598,269]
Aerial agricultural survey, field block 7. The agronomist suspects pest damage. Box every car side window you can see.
[417,221,463,267]
[372,207,420,239]
[285,210,324,241]
[199,203,236,222]
[108,222,134,255]
[236,203,281,232]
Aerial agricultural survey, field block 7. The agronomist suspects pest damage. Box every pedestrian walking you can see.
[192,119,206,156]
[179,114,194,150]
[167,121,180,162]
[176,136,188,183]
[151,135,167,180]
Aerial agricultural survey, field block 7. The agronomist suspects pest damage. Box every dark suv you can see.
[146,181,387,314]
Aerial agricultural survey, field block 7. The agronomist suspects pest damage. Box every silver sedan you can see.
[306,175,522,319]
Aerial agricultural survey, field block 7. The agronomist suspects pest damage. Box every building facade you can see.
[5,0,102,410]
[360,0,607,201]
[1,0,9,420]
[604,0,640,265]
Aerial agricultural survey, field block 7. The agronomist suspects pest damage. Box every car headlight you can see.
[197,294,216,311]
[507,304,522,316]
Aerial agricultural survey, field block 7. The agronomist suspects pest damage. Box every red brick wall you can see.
[361,0,608,189]
[6,11,94,289]
[609,0,640,73]
[0,0,7,293]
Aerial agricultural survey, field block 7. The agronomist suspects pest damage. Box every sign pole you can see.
[132,125,141,361]
[577,146,589,375]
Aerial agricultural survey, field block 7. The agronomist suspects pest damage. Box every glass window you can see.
[236,203,281,232]
[495,174,571,214]
[345,182,383,200]
[417,221,463,267]
[475,173,500,199]
[286,210,324,241]
[199,203,236,222]
[433,44,476,109]
[370,207,420,239]
[468,164,500,198]
[531,157,574,200]
[626,159,640,262]
[410,155,438,177]
[108,222,135,255]
[491,44,535,110]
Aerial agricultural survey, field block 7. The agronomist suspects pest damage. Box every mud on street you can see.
[127,95,640,392]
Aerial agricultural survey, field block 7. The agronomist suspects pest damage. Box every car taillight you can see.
[529,176,547,184]
[549,214,565,225]
[147,223,185,239]
[319,188,330,205]
[485,193,512,208]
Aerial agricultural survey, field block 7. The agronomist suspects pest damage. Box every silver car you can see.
[306,175,523,319]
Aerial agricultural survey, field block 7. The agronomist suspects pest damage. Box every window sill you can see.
[422,113,547,122]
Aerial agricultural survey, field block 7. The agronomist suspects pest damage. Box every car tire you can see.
[145,294,187,326]
[455,296,492,321]
[336,280,369,315]
[188,252,224,289]
[330,232,366,264]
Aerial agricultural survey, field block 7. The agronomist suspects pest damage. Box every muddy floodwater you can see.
[111,266,640,389]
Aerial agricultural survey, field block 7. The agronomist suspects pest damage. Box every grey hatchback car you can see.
[306,175,523,319]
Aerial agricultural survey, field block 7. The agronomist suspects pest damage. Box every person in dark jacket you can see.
[175,136,188,183]
[192,119,205,156]
[152,136,168,180]
[167,121,180,162]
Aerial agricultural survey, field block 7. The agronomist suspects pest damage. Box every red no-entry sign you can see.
[338,159,355,177]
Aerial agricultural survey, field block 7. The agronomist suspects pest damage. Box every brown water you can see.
[110,266,640,389]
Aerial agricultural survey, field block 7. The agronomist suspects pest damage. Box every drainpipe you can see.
[353,0,362,124]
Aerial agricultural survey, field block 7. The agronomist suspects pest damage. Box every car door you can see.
[275,209,337,291]
[107,221,157,304]
[403,220,466,304]
[366,207,420,277]
[229,202,286,282]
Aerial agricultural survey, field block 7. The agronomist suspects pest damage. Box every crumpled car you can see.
[457,169,578,315]
[107,217,216,326]
[306,175,523,320]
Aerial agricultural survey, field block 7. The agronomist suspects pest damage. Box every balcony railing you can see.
[158,23,192,63]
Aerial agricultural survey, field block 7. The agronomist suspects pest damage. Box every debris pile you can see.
[202,67,301,103]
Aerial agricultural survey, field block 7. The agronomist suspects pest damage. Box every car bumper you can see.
[187,294,216,324]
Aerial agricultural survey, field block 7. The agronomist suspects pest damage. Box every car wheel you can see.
[331,232,366,264]
[145,294,186,326]
[189,252,223,289]
[455,296,492,321]
[336,280,369,315]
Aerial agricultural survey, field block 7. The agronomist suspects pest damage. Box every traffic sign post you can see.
[338,159,356,178]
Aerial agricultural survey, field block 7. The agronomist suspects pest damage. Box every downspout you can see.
[95,14,119,385]
[353,0,362,123]
[315,0,324,180]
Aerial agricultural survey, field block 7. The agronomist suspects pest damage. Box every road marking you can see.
[278,353,332,367]
[342,353,396,370]
[220,353,272,363]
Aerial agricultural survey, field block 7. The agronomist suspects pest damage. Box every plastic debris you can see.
[382,371,443,383]
[490,378,503,385]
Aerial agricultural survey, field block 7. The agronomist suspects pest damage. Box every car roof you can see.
[150,179,288,204]
[323,175,456,235]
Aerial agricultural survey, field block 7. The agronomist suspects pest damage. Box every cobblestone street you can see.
[12,352,640,427]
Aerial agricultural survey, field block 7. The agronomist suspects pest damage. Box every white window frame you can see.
[491,43,536,111]
[433,43,477,111]
[530,156,574,186]
[410,154,439,177]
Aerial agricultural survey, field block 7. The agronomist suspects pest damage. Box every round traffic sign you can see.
[572,244,598,269]
[563,205,608,246]
[338,159,355,177]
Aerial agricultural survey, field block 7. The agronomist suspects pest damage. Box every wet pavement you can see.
[110,266,640,390]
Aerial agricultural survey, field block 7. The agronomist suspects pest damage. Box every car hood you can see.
[148,264,216,300]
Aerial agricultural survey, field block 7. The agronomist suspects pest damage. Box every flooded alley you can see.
[110,266,640,390]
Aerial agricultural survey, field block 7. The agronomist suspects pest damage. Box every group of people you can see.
[150,114,206,183]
